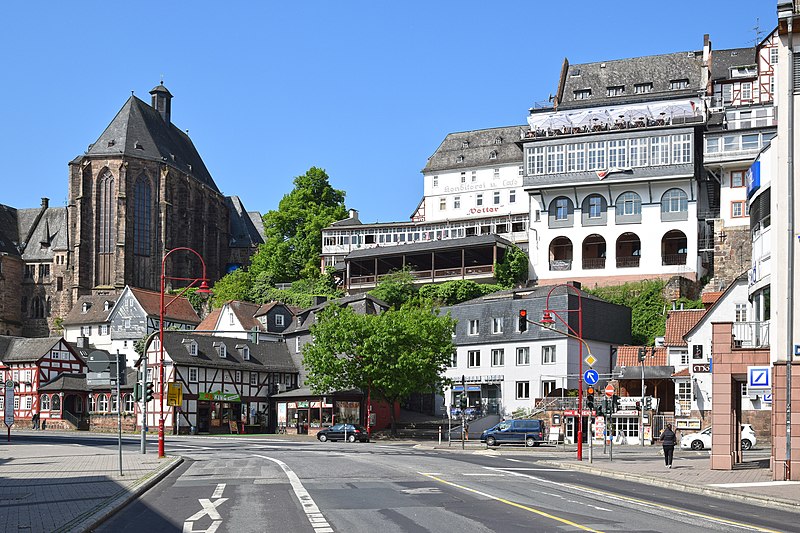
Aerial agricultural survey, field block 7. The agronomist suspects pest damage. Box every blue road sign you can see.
[583,369,599,386]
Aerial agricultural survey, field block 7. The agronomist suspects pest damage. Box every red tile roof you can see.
[616,346,668,367]
[701,291,723,306]
[672,367,690,377]
[196,308,222,333]
[664,309,706,347]
[130,287,200,324]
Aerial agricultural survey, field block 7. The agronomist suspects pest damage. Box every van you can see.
[480,419,545,447]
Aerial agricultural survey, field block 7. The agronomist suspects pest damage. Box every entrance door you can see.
[297,410,309,434]
[198,402,210,433]
[565,417,575,444]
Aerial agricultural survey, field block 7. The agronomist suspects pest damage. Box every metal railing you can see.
[662,253,687,266]
[732,321,770,348]
[582,258,606,270]
[616,256,640,268]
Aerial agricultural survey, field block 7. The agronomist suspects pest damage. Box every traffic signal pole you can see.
[141,356,147,455]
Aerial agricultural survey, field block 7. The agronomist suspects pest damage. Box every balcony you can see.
[616,256,640,268]
[582,258,606,270]
[732,321,770,348]
[662,254,687,266]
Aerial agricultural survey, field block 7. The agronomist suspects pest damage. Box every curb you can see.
[538,459,800,513]
[59,456,185,533]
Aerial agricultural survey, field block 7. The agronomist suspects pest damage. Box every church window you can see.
[97,170,115,285]
[134,174,152,256]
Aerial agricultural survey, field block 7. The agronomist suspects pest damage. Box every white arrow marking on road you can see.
[212,483,225,499]
[182,521,222,533]
[186,498,228,521]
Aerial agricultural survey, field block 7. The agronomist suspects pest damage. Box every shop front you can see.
[273,388,364,436]
[198,391,243,434]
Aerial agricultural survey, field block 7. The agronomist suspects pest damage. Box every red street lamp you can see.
[542,284,585,461]
[158,247,211,458]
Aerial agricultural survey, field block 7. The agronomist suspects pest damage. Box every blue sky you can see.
[0,1,778,223]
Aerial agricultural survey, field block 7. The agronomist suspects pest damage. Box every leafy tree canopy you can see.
[418,280,504,306]
[368,268,418,309]
[494,244,529,288]
[250,272,344,308]
[302,303,456,434]
[210,268,253,307]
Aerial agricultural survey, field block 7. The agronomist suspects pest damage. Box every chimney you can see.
[149,82,173,123]
[702,34,712,96]
[77,336,88,349]
[348,209,359,221]
[313,296,328,306]
[566,281,582,290]
[41,198,49,209]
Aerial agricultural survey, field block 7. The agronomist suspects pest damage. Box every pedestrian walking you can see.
[660,423,677,468]
[31,411,40,430]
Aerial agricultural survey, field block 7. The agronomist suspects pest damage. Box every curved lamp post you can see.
[158,247,211,458]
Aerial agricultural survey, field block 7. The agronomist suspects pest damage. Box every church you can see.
[0,83,264,337]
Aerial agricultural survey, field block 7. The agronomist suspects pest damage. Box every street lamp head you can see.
[197,279,212,295]
[541,310,555,325]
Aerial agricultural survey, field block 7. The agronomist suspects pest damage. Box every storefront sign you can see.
[563,410,594,416]
[198,391,241,403]
[692,363,710,373]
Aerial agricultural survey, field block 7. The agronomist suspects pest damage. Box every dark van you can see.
[480,419,545,447]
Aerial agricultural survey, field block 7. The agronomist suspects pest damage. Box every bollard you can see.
[438,425,442,445]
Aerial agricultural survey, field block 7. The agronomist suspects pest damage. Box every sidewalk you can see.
[0,430,182,533]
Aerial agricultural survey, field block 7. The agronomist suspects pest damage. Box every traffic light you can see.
[134,383,143,402]
[518,309,528,332]
[145,381,154,403]
[635,401,641,412]
[612,394,621,412]
[644,396,653,410]
[586,387,595,410]
[638,347,646,362]
[459,395,468,409]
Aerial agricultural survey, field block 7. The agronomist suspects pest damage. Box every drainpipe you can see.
[786,12,796,482]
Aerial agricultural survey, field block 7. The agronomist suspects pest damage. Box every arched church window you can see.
[134,174,152,256]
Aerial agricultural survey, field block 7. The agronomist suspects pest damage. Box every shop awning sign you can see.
[747,366,771,390]
[198,391,241,403]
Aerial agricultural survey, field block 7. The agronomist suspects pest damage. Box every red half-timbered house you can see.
[0,336,86,429]
[143,333,298,434]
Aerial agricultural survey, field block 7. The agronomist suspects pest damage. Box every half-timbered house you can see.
[144,333,298,434]
[0,336,86,429]
[195,300,294,342]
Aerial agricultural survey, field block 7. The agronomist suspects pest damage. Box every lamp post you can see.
[158,247,211,458]
[541,284,585,461]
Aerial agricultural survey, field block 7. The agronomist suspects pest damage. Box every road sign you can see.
[584,354,597,367]
[4,380,14,427]
[86,350,112,372]
[167,382,183,407]
[583,369,599,385]
[747,366,771,390]
[604,384,615,397]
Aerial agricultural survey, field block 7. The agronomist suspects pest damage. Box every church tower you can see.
[67,84,230,300]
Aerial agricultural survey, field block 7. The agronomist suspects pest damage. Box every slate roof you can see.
[162,333,296,373]
[556,52,704,111]
[17,206,69,259]
[38,373,89,392]
[0,336,62,364]
[83,94,219,193]
[0,204,20,256]
[227,196,264,248]
[664,309,707,347]
[62,294,116,326]
[710,47,756,81]
[345,234,513,261]
[615,346,668,367]
[129,287,200,324]
[228,301,263,331]
[283,293,389,335]
[329,211,363,227]
[423,125,525,173]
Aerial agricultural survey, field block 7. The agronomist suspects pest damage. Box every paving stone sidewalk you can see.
[0,433,181,533]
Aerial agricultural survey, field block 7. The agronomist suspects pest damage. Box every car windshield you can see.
[497,422,511,431]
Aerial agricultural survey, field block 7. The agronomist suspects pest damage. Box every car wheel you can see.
[318,434,328,442]
[742,439,753,451]
[691,439,704,451]
[486,436,497,447]
[526,437,536,447]
[347,434,357,443]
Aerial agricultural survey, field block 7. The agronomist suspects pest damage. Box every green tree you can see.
[368,268,418,309]
[303,303,456,434]
[210,268,253,307]
[494,244,529,288]
[418,280,504,306]
[250,272,344,308]
[250,167,347,283]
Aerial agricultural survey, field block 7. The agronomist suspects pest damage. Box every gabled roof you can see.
[228,300,263,331]
[284,293,390,335]
[38,373,89,392]
[82,95,219,193]
[196,307,222,333]
[664,309,707,347]
[0,336,63,364]
[345,234,513,260]
[701,291,723,307]
[254,301,294,318]
[684,272,749,341]
[17,205,69,259]
[672,367,690,377]
[423,125,525,173]
[162,333,296,373]
[710,47,757,81]
[128,287,200,324]
[62,294,116,326]
[227,196,264,249]
[615,345,668,367]
[0,204,20,256]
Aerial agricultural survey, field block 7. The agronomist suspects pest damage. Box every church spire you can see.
[149,81,173,123]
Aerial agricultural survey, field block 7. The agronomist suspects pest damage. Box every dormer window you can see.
[494,137,503,145]
[275,314,285,327]
[634,83,653,94]
[669,79,689,90]
[214,342,227,358]
[606,85,624,97]
[182,339,198,356]
[237,344,250,360]
[461,141,469,148]
[457,155,465,163]
[103,301,112,311]
[574,89,591,100]
[489,150,498,160]
[82,302,91,313]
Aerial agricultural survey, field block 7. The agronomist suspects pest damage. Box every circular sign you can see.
[583,369,599,386]
[86,350,111,373]
[604,384,615,397]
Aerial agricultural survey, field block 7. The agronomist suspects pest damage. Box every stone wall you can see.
[0,255,23,336]
[89,413,138,433]
[663,275,700,302]
[707,219,751,290]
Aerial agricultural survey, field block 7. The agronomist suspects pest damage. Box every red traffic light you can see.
[587,387,594,395]
[519,309,527,318]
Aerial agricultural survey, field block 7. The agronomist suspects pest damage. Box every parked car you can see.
[679,424,756,451]
[316,423,370,443]
[480,419,545,447]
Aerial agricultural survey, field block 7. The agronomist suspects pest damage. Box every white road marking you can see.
[182,521,221,533]
[505,458,525,463]
[419,472,442,475]
[496,467,560,471]
[255,454,334,532]
[186,498,228,521]
[462,473,505,477]
[212,483,225,499]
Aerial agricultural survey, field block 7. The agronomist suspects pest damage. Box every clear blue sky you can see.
[0,1,778,224]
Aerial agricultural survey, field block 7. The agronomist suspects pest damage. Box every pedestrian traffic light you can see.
[638,347,646,362]
[134,383,142,402]
[596,404,604,417]
[145,381,154,403]
[518,309,528,332]
[586,387,595,410]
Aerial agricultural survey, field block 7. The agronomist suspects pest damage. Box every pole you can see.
[141,357,147,454]
[448,409,452,447]
[786,14,795,482]
[589,412,593,463]
[641,358,645,447]
[117,365,123,476]
[461,375,466,450]
[577,302,584,461]
[158,261,166,459]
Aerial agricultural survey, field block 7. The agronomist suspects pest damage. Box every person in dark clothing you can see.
[31,412,40,430]
[660,423,677,468]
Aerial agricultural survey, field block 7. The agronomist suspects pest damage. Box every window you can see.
[509,190,516,203]
[450,351,458,367]
[491,349,505,366]
[493,192,500,205]
[492,317,503,334]
[41,394,50,410]
[518,165,524,176]
[111,393,118,413]
[125,394,135,412]
[52,394,61,411]
[493,168,500,179]
[469,319,479,335]
[462,141,469,149]
[527,146,545,175]
[189,368,198,382]
[672,134,692,164]
[133,174,152,257]
[461,172,466,183]
[662,189,688,213]
[732,201,749,218]
[189,343,197,356]
[574,89,591,100]
[706,137,719,153]
[516,381,531,399]
[89,395,97,412]
[100,325,108,336]
[606,85,624,97]
[432,175,438,187]
[546,146,565,173]
[97,171,116,285]
[741,82,752,101]
[542,380,556,396]
[587,195,603,218]
[542,345,556,364]
[242,346,250,360]
[495,137,503,145]
[81,326,92,336]
[13,397,19,409]
[555,197,570,221]
[454,196,461,209]
[629,138,648,167]
[250,372,258,386]
[634,83,653,94]
[218,344,227,358]
[472,171,477,182]
[97,394,109,413]
[468,350,481,367]
[587,142,605,170]
[24,396,32,410]
[771,47,779,65]
[650,136,669,165]
[39,264,50,278]
[235,370,242,383]
[735,303,748,322]
[475,193,483,207]
[608,139,626,168]
[679,350,689,366]
[670,79,689,90]
[439,198,446,211]
[616,192,642,216]
[723,135,738,151]
[741,134,760,150]
[516,347,530,365]
[567,143,585,172]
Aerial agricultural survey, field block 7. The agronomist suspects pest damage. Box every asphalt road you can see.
[71,435,800,533]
